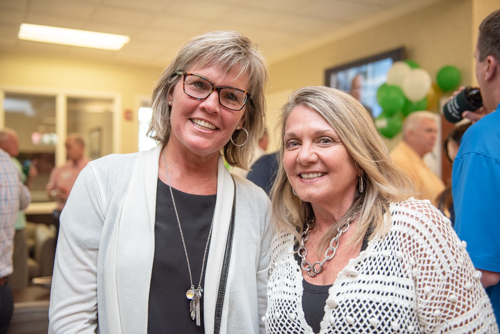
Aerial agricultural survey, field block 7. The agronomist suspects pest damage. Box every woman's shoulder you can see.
[233,173,269,203]
[389,197,453,234]
[87,152,140,175]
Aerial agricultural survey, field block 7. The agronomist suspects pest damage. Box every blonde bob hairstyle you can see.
[148,30,268,169]
[271,86,414,250]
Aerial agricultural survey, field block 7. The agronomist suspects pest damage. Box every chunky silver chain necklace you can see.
[163,150,215,326]
[298,208,360,277]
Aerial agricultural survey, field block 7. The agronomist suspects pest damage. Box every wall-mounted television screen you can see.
[325,47,405,118]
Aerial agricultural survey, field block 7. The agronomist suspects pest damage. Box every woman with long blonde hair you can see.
[265,86,497,333]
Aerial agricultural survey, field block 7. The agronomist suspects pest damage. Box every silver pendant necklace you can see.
[298,208,360,277]
[163,149,215,326]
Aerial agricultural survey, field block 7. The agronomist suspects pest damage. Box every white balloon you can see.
[386,61,411,88]
[402,69,431,102]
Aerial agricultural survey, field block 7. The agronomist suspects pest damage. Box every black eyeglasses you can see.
[175,71,250,111]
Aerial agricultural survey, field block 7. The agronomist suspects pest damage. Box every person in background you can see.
[231,127,268,178]
[0,128,37,290]
[246,151,279,196]
[265,86,497,333]
[390,111,445,205]
[435,122,471,226]
[452,9,500,326]
[49,31,271,333]
[0,147,31,334]
[46,133,90,233]
[349,73,372,117]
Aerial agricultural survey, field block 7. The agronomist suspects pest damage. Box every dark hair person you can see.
[265,86,497,333]
[49,31,271,334]
[435,122,472,226]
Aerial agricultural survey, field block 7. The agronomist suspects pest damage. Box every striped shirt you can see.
[0,148,30,277]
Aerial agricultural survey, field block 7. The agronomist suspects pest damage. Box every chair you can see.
[27,224,56,279]
[7,301,49,334]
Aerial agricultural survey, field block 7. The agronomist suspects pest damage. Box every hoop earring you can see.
[292,188,298,196]
[230,127,249,147]
[358,175,364,193]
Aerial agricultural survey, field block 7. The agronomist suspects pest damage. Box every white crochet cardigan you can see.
[265,199,498,333]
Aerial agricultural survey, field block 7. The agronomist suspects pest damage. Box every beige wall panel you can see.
[0,52,163,153]
[268,0,473,94]
[267,0,474,149]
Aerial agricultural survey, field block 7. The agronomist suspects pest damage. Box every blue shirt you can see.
[453,104,500,326]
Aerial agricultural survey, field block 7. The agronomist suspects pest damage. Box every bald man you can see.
[0,128,37,289]
[390,111,445,205]
[46,134,91,212]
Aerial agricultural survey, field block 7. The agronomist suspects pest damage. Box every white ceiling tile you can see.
[29,0,96,19]
[295,0,378,22]
[120,40,170,55]
[147,14,207,33]
[0,23,19,42]
[83,21,138,36]
[221,7,283,27]
[0,0,28,10]
[133,28,185,45]
[165,0,232,20]
[352,0,412,6]
[243,0,309,12]
[271,14,344,35]
[0,7,24,25]
[102,0,172,12]
[0,38,17,46]
[25,12,86,29]
[92,5,153,26]
[66,45,114,56]
[0,0,445,67]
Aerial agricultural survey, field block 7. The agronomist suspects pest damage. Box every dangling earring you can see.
[230,127,249,147]
[358,175,364,193]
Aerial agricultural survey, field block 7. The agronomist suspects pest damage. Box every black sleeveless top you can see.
[295,234,369,333]
[148,179,216,333]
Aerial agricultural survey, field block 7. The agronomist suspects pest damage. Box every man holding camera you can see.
[453,9,500,326]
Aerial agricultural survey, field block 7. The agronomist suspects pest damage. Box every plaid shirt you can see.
[0,148,30,277]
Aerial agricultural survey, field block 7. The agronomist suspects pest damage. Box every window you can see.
[1,88,120,203]
[137,99,157,151]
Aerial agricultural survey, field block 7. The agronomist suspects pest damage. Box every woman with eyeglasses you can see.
[265,86,498,333]
[49,31,271,334]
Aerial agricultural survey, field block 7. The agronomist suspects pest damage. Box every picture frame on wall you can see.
[325,47,405,118]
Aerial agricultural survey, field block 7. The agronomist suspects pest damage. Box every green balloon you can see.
[402,97,428,117]
[436,65,461,92]
[405,60,420,69]
[376,84,405,116]
[375,112,403,138]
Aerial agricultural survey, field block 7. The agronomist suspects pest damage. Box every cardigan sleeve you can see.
[49,164,105,333]
[257,197,272,334]
[395,200,498,333]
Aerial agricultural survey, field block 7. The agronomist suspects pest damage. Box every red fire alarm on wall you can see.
[124,109,133,121]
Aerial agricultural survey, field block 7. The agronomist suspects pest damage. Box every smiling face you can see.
[168,64,247,160]
[283,105,359,211]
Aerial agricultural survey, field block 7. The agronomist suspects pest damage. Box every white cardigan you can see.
[265,199,498,334]
[49,145,272,334]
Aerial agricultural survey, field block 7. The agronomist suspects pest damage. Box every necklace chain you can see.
[163,149,214,325]
[298,207,360,277]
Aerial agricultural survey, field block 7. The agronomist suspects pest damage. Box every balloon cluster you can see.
[375,61,461,138]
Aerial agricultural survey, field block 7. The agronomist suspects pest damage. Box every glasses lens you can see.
[219,88,247,110]
[183,73,248,111]
[184,74,212,99]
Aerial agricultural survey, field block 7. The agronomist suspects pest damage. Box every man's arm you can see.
[480,269,500,288]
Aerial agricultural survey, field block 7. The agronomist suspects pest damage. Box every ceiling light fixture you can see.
[18,23,130,50]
